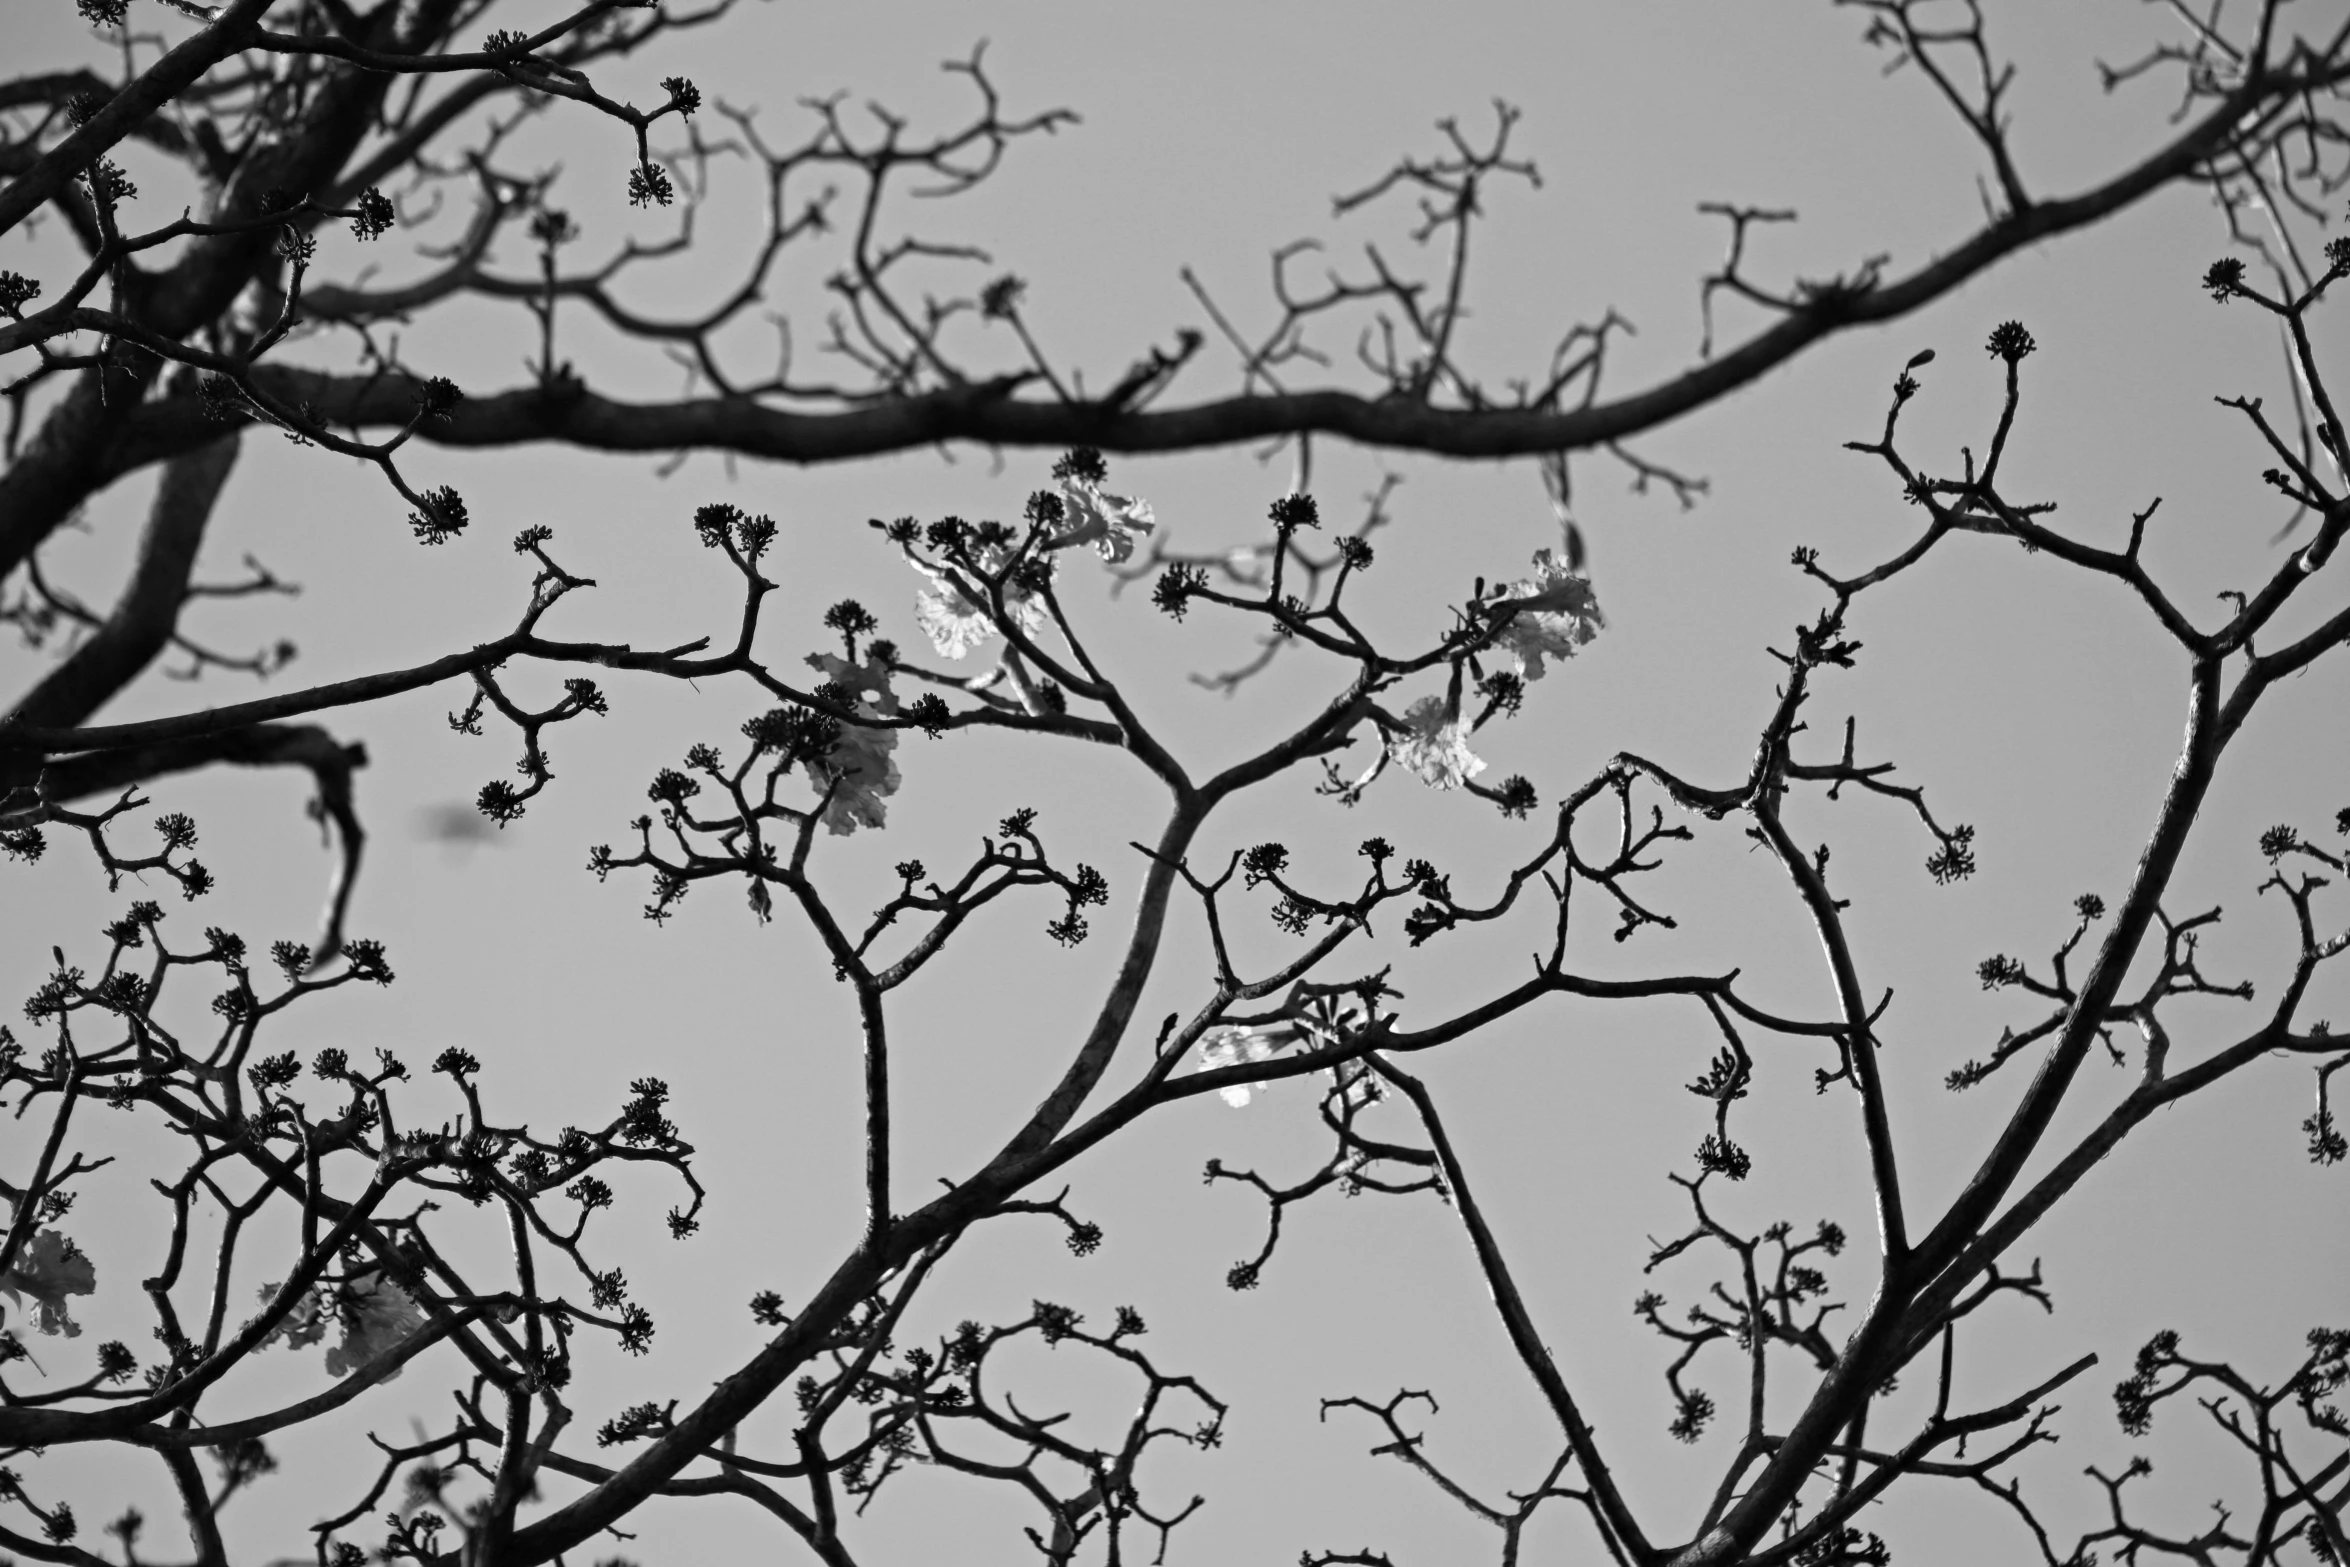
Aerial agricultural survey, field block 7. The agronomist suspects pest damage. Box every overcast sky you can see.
[6,2,2348,1563]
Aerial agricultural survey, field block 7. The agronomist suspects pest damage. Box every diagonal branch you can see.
[0,0,273,241]
[9,431,241,730]
[1368,1056,1657,1567]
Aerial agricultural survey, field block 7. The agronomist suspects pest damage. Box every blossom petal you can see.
[1055,479,1156,564]
[1490,548,1605,681]
[910,560,1049,659]
[1387,694,1486,790]
[912,563,998,660]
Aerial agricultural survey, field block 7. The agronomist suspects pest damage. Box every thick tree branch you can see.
[0,0,273,241]
[19,54,2340,564]
[9,431,240,730]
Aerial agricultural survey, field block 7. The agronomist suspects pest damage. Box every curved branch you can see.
[9,431,240,730]
[36,720,368,961]
[0,0,273,241]
[68,60,2344,494]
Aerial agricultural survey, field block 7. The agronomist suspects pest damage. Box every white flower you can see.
[912,561,995,659]
[1195,1023,1298,1107]
[0,1225,96,1337]
[1052,478,1155,564]
[1488,548,1604,681]
[805,651,902,836]
[910,558,1049,660]
[1387,693,1486,790]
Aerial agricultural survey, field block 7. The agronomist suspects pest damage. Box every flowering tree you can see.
[2,2,2349,1565]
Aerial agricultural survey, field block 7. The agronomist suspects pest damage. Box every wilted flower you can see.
[256,1271,426,1379]
[1051,478,1156,564]
[255,1280,329,1351]
[804,651,901,835]
[0,1225,96,1337]
[326,1274,425,1378]
[1487,550,1604,680]
[1387,693,1486,791]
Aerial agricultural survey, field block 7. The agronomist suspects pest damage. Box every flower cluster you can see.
[1386,693,1486,791]
[1485,549,1604,680]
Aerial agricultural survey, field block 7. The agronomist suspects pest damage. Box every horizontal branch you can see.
[63,62,2332,495]
[0,642,498,757]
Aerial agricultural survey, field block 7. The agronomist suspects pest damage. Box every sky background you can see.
[5,1,2349,1563]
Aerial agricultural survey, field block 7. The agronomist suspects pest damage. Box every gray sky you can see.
[5,2,2348,1562]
